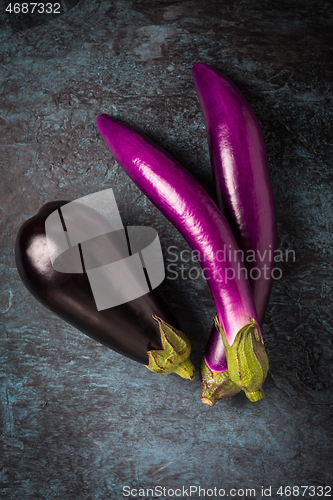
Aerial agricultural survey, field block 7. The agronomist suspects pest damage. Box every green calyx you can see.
[146,316,195,380]
[200,358,241,406]
[215,316,269,402]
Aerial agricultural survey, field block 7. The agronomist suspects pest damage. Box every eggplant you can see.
[193,62,277,325]
[15,200,195,380]
[97,114,269,402]
[192,62,277,404]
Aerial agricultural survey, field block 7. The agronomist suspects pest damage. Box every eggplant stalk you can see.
[146,316,195,380]
[200,359,241,406]
[215,316,269,402]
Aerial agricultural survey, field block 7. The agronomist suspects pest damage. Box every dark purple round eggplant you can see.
[15,201,195,379]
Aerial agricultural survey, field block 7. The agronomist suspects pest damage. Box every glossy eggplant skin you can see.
[193,63,276,375]
[193,62,277,326]
[14,200,183,365]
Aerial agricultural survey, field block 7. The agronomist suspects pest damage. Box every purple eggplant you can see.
[97,114,269,401]
[193,62,277,324]
[15,201,195,380]
[193,63,276,404]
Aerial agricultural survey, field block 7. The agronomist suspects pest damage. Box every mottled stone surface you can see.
[1,1,332,498]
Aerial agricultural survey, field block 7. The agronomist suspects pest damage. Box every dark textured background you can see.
[1,1,332,499]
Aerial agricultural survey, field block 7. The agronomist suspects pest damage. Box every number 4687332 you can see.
[5,3,61,14]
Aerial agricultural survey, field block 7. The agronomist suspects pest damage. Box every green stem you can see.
[200,358,241,406]
[215,316,269,402]
[244,388,265,402]
[173,359,195,380]
[146,316,195,380]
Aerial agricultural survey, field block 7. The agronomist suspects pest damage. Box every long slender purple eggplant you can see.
[192,62,276,404]
[15,201,195,380]
[97,114,269,401]
[193,62,277,323]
